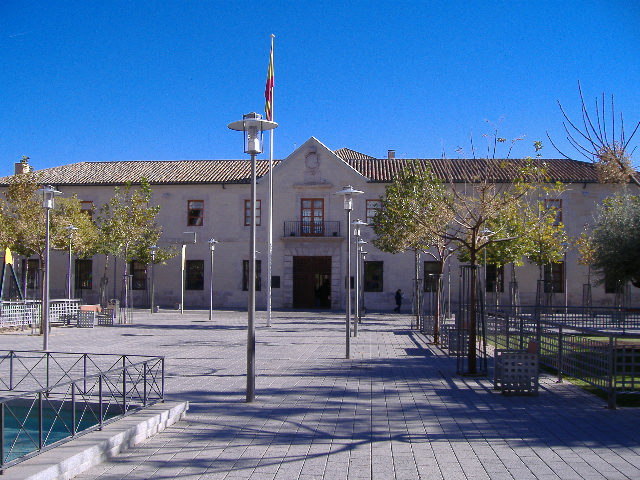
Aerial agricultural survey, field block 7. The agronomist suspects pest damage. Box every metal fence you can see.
[283,221,341,238]
[486,307,640,408]
[0,299,82,329]
[0,351,164,471]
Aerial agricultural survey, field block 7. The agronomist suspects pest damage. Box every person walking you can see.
[394,289,403,313]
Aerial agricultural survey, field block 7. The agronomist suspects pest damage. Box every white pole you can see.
[266,34,275,328]
[181,244,185,314]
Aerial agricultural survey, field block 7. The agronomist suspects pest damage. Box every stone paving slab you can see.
[1,310,639,479]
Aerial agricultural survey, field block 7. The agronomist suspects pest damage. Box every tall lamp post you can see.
[38,185,62,351]
[352,219,367,335]
[357,238,367,324]
[228,112,278,402]
[335,186,363,359]
[208,238,219,321]
[360,250,368,320]
[65,225,78,299]
[150,245,157,314]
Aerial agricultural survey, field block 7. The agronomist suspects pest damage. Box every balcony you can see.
[283,221,341,238]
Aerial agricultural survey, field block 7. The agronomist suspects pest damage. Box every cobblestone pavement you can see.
[2,310,640,480]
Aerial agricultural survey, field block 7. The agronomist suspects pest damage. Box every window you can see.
[424,261,442,292]
[80,201,94,220]
[301,198,324,235]
[130,261,147,290]
[366,199,382,225]
[544,199,563,224]
[244,199,262,226]
[242,260,262,291]
[364,261,383,292]
[75,259,93,290]
[187,200,204,226]
[485,264,505,293]
[22,259,40,290]
[543,262,564,293]
[604,273,623,294]
[271,276,280,288]
[186,260,204,290]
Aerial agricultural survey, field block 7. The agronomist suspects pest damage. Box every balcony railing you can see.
[283,221,341,238]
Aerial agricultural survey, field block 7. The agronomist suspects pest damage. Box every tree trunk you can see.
[467,249,478,374]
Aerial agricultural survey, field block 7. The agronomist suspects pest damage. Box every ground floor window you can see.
[364,261,383,292]
[485,264,504,293]
[424,261,442,292]
[186,260,204,290]
[130,260,147,290]
[242,260,262,291]
[543,262,564,293]
[22,259,40,290]
[75,259,92,290]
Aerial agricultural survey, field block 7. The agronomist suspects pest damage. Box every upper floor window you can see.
[301,198,324,235]
[80,201,94,220]
[244,199,262,226]
[366,199,382,225]
[544,199,563,224]
[187,200,204,226]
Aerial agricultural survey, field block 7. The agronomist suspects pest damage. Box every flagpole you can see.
[266,34,275,328]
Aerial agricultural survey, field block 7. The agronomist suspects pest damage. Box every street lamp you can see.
[38,185,62,351]
[150,245,158,314]
[335,185,363,359]
[65,225,78,299]
[360,250,368,319]
[208,238,219,321]
[228,112,278,402]
[357,238,367,324]
[352,219,368,334]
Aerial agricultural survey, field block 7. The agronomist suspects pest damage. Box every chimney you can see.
[14,156,31,175]
[387,149,395,159]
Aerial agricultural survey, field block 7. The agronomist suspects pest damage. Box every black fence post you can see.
[71,382,76,436]
[98,375,103,430]
[143,362,148,406]
[557,326,563,383]
[608,336,617,409]
[38,392,43,450]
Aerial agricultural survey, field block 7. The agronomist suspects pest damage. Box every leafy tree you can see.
[96,179,175,317]
[589,194,640,288]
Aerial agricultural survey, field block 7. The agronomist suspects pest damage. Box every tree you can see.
[549,84,640,186]
[96,179,174,318]
[589,194,640,288]
[373,164,455,341]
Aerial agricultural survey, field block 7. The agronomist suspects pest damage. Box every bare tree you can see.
[548,84,640,185]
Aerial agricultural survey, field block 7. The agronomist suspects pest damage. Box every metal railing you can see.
[0,351,164,471]
[486,308,640,408]
[283,221,341,238]
[0,299,82,328]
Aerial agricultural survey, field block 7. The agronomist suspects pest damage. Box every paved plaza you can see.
[2,310,640,480]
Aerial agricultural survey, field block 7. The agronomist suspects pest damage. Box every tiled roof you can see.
[0,155,602,186]
[343,157,600,183]
[333,148,376,160]
[0,160,283,186]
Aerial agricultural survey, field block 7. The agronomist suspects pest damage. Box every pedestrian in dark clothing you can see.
[394,289,403,312]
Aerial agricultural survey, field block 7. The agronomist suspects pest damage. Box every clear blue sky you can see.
[2,1,639,177]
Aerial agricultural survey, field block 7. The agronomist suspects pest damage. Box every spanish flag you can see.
[264,37,274,122]
[4,248,13,265]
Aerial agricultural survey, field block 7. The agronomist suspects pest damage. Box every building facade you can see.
[1,137,636,310]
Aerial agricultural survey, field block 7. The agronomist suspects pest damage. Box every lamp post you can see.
[208,238,219,321]
[356,238,367,327]
[150,245,157,314]
[335,186,363,359]
[38,185,62,351]
[65,225,78,299]
[228,112,278,402]
[352,219,367,333]
[360,250,368,320]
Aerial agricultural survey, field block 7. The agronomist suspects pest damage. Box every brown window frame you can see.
[544,199,563,224]
[366,199,382,225]
[187,200,204,227]
[300,198,324,236]
[244,199,262,226]
[80,201,94,220]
